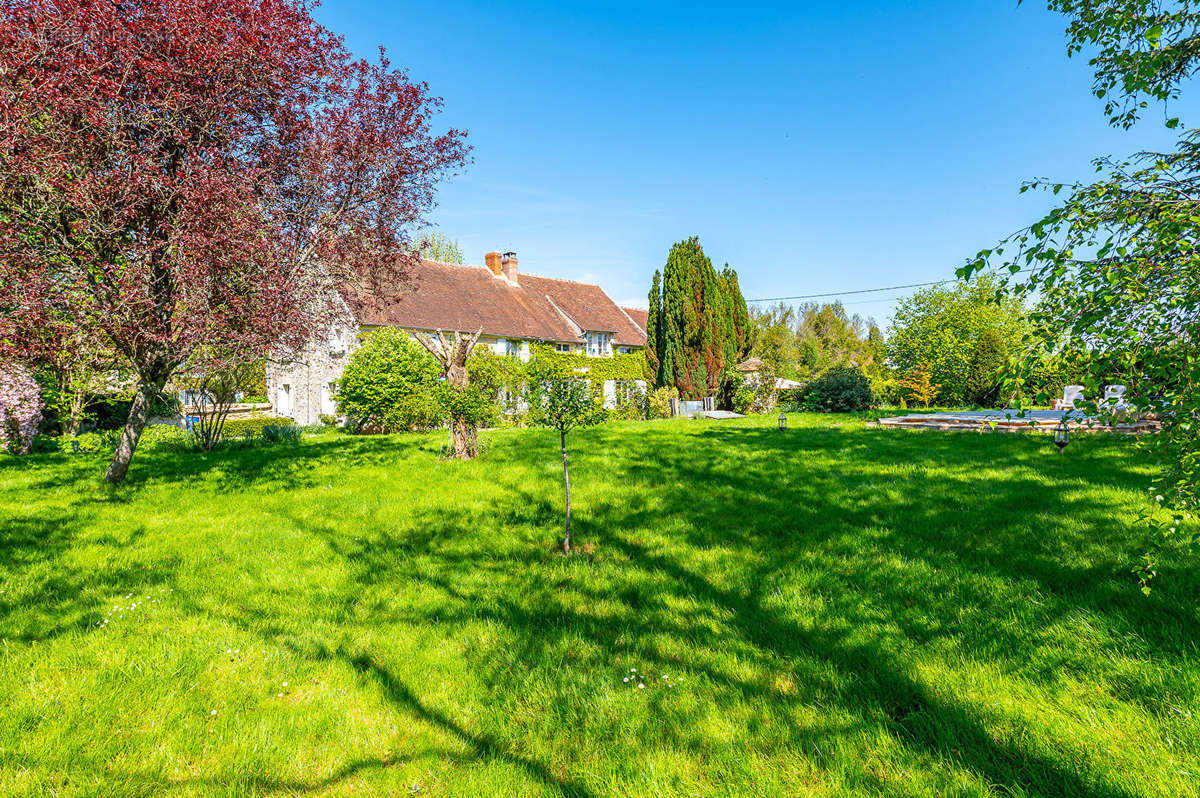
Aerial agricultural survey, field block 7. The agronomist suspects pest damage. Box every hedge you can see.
[221,416,298,439]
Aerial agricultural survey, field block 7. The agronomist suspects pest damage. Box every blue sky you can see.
[313,0,1178,325]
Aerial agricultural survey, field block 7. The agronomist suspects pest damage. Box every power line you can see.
[746,269,1031,304]
[748,278,956,303]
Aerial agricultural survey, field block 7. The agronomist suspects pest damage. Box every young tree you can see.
[897,364,940,409]
[415,328,484,459]
[184,353,271,451]
[0,0,469,483]
[37,327,126,437]
[527,362,602,554]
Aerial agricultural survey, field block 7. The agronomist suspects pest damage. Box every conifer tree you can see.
[649,238,750,399]
[645,270,663,385]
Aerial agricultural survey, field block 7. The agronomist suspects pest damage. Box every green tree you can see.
[416,229,465,264]
[650,238,749,398]
[721,266,752,362]
[965,327,1008,407]
[645,270,663,385]
[748,303,801,378]
[964,1,1200,576]
[526,360,603,554]
[336,329,444,433]
[887,275,1027,406]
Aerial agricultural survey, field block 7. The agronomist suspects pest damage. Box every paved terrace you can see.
[871,409,1160,434]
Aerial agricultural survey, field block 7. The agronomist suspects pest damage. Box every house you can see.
[268,250,647,425]
[736,358,804,390]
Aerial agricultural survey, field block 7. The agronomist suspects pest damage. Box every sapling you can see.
[527,362,602,554]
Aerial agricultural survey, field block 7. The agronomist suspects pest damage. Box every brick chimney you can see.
[484,250,502,276]
[501,251,518,283]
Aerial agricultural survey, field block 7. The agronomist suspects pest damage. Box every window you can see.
[328,326,347,356]
[555,343,572,353]
[586,332,610,357]
[505,340,522,357]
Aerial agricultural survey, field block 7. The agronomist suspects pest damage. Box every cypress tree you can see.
[645,270,663,385]
[698,257,725,393]
[660,242,688,394]
[652,237,751,399]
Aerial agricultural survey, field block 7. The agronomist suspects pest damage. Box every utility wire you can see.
[746,268,1031,304]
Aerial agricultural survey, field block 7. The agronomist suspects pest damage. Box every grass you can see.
[0,413,1197,797]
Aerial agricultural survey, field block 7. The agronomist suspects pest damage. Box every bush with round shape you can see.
[804,366,874,412]
[336,329,445,433]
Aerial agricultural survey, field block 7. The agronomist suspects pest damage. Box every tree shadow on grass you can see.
[218,455,1164,793]
[0,505,178,642]
[21,417,1192,795]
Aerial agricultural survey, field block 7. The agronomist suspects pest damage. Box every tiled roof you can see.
[354,259,647,347]
[621,307,648,333]
[736,357,763,373]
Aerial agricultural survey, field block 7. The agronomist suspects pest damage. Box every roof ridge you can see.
[418,257,608,291]
[616,305,645,335]
[518,272,606,289]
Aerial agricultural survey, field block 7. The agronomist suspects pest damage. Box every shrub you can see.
[611,381,649,420]
[804,366,874,412]
[222,415,296,440]
[241,394,268,404]
[336,328,446,432]
[731,383,755,414]
[33,430,118,454]
[777,385,807,409]
[0,364,43,454]
[318,413,339,427]
[647,386,678,419]
[262,423,302,444]
[140,424,192,452]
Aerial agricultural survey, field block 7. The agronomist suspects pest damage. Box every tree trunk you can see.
[67,388,85,437]
[561,430,572,554]
[103,381,156,485]
[452,415,478,459]
[415,329,483,461]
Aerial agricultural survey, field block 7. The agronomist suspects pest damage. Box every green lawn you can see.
[1,415,1197,797]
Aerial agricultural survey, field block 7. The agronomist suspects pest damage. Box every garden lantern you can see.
[1053,419,1070,453]
[779,412,787,431]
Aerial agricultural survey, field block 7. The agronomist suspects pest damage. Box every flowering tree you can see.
[0,363,41,454]
[0,0,469,483]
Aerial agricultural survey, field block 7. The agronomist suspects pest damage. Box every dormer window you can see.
[585,332,611,357]
[328,326,347,356]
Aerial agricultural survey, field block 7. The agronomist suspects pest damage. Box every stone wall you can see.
[267,331,356,427]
